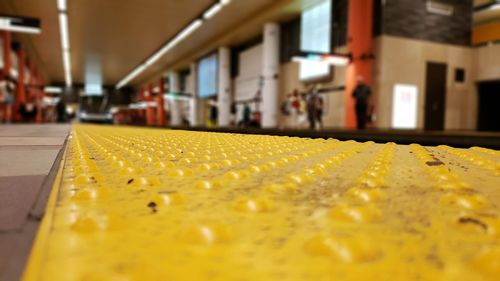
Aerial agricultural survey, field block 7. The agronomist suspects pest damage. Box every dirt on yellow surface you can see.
[23,125,500,281]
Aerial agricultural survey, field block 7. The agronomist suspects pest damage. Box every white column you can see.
[188,62,200,126]
[169,71,182,126]
[262,23,280,128]
[218,47,231,127]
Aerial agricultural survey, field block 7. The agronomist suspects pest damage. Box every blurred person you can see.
[280,94,292,129]
[0,76,15,123]
[208,98,218,127]
[352,76,371,129]
[250,111,261,128]
[254,89,262,112]
[290,90,300,128]
[280,94,292,116]
[230,101,237,126]
[315,94,324,130]
[294,92,305,128]
[182,113,190,127]
[19,97,37,123]
[0,78,7,122]
[306,85,320,129]
[56,98,68,123]
[240,103,251,127]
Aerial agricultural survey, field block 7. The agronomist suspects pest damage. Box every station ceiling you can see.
[0,0,318,87]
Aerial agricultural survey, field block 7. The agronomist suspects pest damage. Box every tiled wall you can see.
[379,0,473,46]
[372,35,477,130]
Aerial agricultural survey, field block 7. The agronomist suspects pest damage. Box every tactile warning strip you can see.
[23,125,500,281]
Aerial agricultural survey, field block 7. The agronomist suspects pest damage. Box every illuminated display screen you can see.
[298,59,330,81]
[197,53,218,98]
[392,84,418,129]
[299,0,332,81]
[301,0,331,53]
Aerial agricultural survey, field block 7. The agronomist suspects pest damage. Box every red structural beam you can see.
[157,78,165,127]
[1,31,11,77]
[146,84,156,126]
[32,66,44,123]
[14,48,26,121]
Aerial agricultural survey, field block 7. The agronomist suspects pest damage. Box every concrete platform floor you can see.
[0,124,70,281]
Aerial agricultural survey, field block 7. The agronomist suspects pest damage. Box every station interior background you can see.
[0,0,499,131]
[1,1,500,280]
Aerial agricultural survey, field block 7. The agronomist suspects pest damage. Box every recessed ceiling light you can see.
[490,3,500,10]
[59,13,69,50]
[57,0,67,11]
[57,0,71,86]
[117,19,203,89]
[203,3,223,19]
[63,50,72,86]
[44,86,63,93]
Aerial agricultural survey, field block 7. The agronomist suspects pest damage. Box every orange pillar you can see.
[27,61,33,100]
[14,48,26,121]
[345,0,374,128]
[1,32,12,123]
[146,84,155,126]
[157,78,165,126]
[139,86,145,101]
[2,31,11,77]
[33,67,43,123]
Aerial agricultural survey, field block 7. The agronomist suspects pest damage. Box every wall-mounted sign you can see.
[0,16,41,34]
[299,0,332,81]
[392,84,418,129]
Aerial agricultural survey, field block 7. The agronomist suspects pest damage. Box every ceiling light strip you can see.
[59,13,69,50]
[0,25,41,34]
[57,0,72,86]
[203,3,223,19]
[116,0,231,89]
[57,0,67,11]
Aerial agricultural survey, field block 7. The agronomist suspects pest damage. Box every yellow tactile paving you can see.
[23,125,500,281]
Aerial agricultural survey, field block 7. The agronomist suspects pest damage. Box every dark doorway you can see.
[424,62,447,130]
[477,80,500,132]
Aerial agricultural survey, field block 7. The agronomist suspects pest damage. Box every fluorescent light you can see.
[292,56,308,63]
[203,3,223,19]
[85,84,103,95]
[323,55,350,66]
[144,44,171,66]
[164,93,191,101]
[44,86,63,93]
[490,3,500,10]
[63,51,71,72]
[59,13,69,50]
[0,25,40,34]
[116,64,148,89]
[65,72,72,86]
[292,55,350,66]
[57,0,67,11]
[63,50,72,86]
[58,2,71,86]
[116,0,232,89]
[173,19,203,45]
[118,20,203,89]
[145,19,202,67]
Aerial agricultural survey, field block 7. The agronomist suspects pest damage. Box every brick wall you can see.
[380,0,472,46]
